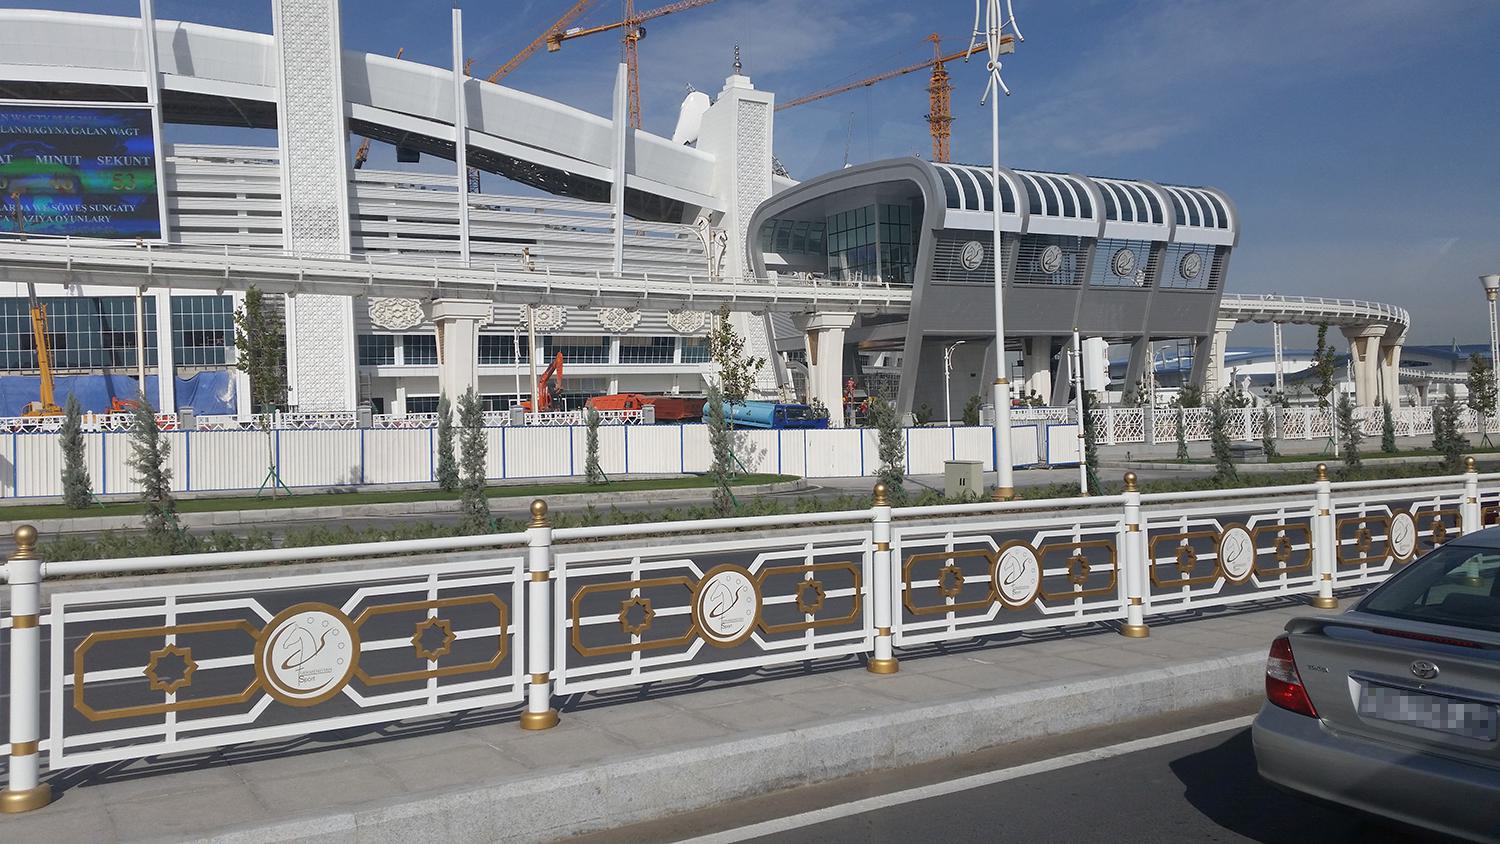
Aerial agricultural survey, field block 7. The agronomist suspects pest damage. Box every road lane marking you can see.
[673,715,1255,844]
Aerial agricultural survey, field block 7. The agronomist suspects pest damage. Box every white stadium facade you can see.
[0,3,1416,424]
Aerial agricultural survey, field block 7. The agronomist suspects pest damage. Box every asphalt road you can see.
[574,702,1457,844]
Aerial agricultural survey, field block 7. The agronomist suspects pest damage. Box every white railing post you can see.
[1105,407,1117,446]
[1311,464,1338,609]
[1121,473,1149,638]
[868,482,898,674]
[520,500,559,730]
[1,526,51,813]
[1462,456,1481,535]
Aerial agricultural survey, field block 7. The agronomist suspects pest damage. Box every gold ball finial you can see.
[1123,472,1137,492]
[528,499,549,528]
[1466,456,1477,473]
[11,524,37,561]
[1315,463,1329,482]
[872,482,889,507]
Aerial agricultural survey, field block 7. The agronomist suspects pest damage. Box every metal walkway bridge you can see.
[0,237,910,315]
[1217,293,1409,334]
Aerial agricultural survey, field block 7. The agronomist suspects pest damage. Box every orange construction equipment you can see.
[776,33,1012,163]
[586,393,706,421]
[521,352,565,412]
[492,0,717,129]
[20,283,60,418]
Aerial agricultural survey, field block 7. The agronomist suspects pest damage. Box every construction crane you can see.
[494,0,717,130]
[487,0,600,85]
[776,33,1012,163]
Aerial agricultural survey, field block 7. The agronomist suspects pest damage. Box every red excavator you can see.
[519,352,564,412]
[585,393,706,422]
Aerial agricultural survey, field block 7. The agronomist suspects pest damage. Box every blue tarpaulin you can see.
[0,371,237,416]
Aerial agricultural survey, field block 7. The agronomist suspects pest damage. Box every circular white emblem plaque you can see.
[1110,247,1137,278]
[1390,512,1417,561]
[1218,526,1255,583]
[1179,251,1203,280]
[1040,244,1064,275]
[256,604,359,706]
[960,240,985,271]
[993,541,1042,607]
[694,566,761,648]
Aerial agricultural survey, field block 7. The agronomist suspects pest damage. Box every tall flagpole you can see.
[972,0,1022,499]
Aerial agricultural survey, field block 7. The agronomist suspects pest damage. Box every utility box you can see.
[640,404,656,425]
[177,407,196,430]
[509,405,525,426]
[355,404,373,429]
[979,404,994,427]
[944,460,984,500]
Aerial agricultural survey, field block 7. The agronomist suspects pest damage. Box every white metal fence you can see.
[2,466,1496,812]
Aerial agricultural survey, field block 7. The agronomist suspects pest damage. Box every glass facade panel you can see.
[826,205,878,281]
[403,333,437,365]
[554,335,611,364]
[619,336,676,364]
[878,203,915,285]
[358,334,395,366]
[171,295,234,366]
[0,296,159,371]
[680,337,710,363]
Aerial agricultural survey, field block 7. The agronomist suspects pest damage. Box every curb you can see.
[192,651,1264,844]
[24,480,809,535]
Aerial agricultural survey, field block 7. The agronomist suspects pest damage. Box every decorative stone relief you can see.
[666,309,709,335]
[367,297,425,331]
[522,304,566,332]
[597,307,641,334]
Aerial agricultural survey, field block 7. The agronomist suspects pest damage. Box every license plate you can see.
[1358,683,1500,741]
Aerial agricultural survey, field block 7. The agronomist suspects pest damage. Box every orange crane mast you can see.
[493,0,717,130]
[776,33,1011,163]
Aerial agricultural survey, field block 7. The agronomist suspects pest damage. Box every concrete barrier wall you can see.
[0,423,1078,499]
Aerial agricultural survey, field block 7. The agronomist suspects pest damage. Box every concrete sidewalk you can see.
[0,595,1341,844]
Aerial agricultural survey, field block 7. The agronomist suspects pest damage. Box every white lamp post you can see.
[944,340,967,426]
[971,0,1021,499]
[1482,274,1500,432]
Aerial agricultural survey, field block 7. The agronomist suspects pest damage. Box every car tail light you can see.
[1266,635,1318,718]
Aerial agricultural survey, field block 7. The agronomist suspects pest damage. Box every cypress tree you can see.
[435,392,459,491]
[60,393,92,509]
[456,387,491,533]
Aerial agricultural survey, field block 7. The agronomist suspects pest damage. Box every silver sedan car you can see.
[1253,529,1500,842]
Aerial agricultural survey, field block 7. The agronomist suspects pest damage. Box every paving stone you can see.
[242,760,400,816]
[592,710,729,749]
[483,723,637,769]
[379,744,528,794]
[693,695,828,733]
[105,783,267,841]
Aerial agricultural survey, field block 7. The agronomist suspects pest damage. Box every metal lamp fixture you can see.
[1483,275,1500,430]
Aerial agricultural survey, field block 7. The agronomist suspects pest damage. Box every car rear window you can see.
[1361,545,1500,633]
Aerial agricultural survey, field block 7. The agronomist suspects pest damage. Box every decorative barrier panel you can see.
[46,557,524,768]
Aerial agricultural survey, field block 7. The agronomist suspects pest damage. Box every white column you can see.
[1021,335,1052,401]
[867,483,897,673]
[697,69,779,395]
[1311,464,1338,609]
[1341,325,1384,407]
[272,0,357,412]
[1380,339,1403,407]
[802,312,855,427]
[1120,474,1148,637]
[1272,322,1286,396]
[521,501,559,729]
[154,291,175,411]
[610,62,628,273]
[425,299,490,402]
[1205,318,1237,396]
[450,7,470,265]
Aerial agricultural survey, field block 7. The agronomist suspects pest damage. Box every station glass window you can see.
[171,295,235,366]
[553,335,611,364]
[826,205,878,281]
[0,296,159,371]
[620,336,676,364]
[358,334,395,366]
[478,334,530,365]
[405,395,439,414]
[680,337,710,363]
[402,333,437,366]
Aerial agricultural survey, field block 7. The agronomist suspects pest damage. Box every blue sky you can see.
[12,0,1500,347]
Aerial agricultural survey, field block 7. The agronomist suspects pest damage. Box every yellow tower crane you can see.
[776,33,1012,163]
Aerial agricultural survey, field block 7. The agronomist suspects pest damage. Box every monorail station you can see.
[0,4,1409,424]
[748,159,1238,416]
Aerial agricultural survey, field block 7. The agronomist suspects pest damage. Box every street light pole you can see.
[944,340,966,426]
[972,0,1021,499]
